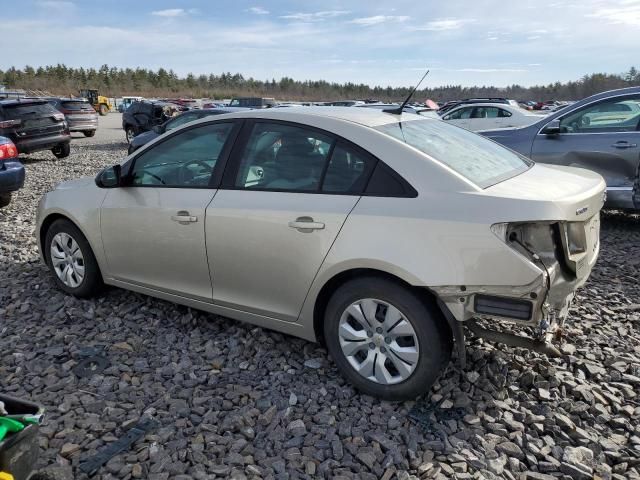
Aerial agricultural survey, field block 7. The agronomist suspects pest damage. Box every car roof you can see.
[0,98,48,106]
[212,106,422,128]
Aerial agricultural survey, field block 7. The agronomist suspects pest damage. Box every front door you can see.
[205,121,376,322]
[100,121,237,301]
[531,94,640,208]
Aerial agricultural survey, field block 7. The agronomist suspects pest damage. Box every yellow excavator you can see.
[79,89,112,115]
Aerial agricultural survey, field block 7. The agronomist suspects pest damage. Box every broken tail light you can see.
[0,119,22,129]
[0,139,18,159]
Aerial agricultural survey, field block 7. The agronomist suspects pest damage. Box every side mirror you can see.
[541,119,562,135]
[95,164,121,188]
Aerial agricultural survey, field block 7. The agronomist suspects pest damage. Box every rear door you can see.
[205,120,376,322]
[531,93,640,209]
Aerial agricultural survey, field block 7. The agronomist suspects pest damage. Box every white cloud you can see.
[456,68,528,73]
[37,1,74,10]
[588,4,640,26]
[280,10,350,22]
[350,15,410,26]
[247,7,269,15]
[411,18,475,31]
[151,9,186,17]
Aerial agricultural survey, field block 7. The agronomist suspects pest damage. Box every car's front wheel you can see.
[52,143,70,159]
[125,127,136,144]
[324,277,452,401]
[44,219,103,298]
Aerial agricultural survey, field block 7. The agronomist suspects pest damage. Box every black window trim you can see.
[120,119,243,190]
[220,118,416,197]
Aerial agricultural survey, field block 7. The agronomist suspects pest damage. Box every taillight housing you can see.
[0,119,22,129]
[0,139,18,160]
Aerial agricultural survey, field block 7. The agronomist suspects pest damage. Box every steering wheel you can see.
[140,170,166,185]
[179,159,211,184]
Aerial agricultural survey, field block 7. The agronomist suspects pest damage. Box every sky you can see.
[3,0,640,88]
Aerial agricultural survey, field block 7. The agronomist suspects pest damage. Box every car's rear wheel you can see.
[83,130,96,137]
[0,194,11,208]
[45,219,103,298]
[52,143,70,159]
[324,277,452,401]
[125,127,136,144]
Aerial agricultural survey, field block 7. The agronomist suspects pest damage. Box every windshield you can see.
[61,101,92,111]
[3,102,57,119]
[375,118,532,188]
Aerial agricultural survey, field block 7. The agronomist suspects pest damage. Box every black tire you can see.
[83,130,96,137]
[324,277,452,401]
[127,144,137,155]
[0,194,11,208]
[44,219,103,298]
[125,126,136,144]
[52,142,70,159]
[99,104,108,116]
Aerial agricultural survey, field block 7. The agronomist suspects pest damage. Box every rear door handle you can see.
[171,211,198,224]
[611,141,638,149]
[288,216,325,232]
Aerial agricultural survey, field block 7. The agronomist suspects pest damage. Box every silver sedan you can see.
[36,107,605,400]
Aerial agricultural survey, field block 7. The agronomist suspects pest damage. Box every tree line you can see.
[1,64,639,102]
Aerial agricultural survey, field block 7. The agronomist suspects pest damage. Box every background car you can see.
[440,103,545,131]
[37,107,604,400]
[0,98,71,158]
[47,97,99,137]
[356,103,440,117]
[482,86,640,211]
[438,97,519,115]
[229,97,277,108]
[127,107,249,154]
[122,100,180,143]
[0,137,25,208]
[117,96,144,113]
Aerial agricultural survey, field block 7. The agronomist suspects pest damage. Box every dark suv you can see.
[0,99,71,158]
[122,101,177,143]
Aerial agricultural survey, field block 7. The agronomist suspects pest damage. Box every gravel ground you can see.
[1,114,639,480]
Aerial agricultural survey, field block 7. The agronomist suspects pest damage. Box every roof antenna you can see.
[384,69,430,114]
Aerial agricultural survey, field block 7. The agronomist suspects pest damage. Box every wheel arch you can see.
[310,267,451,347]
[39,211,103,274]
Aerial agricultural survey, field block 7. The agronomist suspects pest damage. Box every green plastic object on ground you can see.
[0,417,24,441]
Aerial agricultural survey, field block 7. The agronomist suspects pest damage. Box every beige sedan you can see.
[36,107,605,400]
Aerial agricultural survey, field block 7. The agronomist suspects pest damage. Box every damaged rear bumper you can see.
[433,214,600,354]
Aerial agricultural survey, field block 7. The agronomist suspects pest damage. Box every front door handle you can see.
[288,216,325,232]
[611,141,638,149]
[171,211,198,224]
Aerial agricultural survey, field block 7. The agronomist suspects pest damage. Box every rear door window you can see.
[234,122,333,191]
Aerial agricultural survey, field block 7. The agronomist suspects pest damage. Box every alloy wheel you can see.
[338,298,419,385]
[50,232,85,288]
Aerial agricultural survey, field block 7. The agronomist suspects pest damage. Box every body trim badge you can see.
[576,206,589,216]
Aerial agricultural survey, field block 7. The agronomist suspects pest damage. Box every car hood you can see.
[55,176,95,191]
[483,163,606,221]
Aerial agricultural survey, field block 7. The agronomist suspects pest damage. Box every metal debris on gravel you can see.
[1,115,640,479]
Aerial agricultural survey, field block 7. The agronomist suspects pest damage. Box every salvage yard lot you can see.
[1,114,640,479]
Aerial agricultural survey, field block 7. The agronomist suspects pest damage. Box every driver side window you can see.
[130,123,234,187]
[559,95,640,133]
